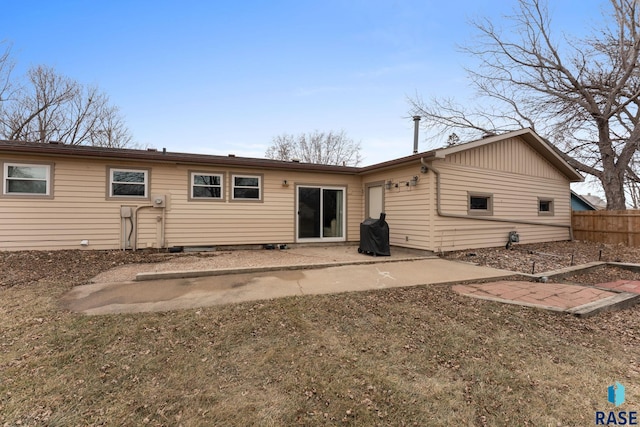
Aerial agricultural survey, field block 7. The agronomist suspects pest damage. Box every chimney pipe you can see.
[412,116,421,154]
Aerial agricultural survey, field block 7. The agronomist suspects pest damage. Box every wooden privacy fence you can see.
[572,210,640,247]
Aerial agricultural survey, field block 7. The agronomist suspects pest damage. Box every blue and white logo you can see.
[609,382,626,407]
[596,382,637,425]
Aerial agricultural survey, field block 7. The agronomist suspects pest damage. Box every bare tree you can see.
[0,60,134,147]
[265,130,362,166]
[410,0,640,210]
[0,41,14,104]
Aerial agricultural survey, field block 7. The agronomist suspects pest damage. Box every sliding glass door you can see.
[297,186,345,241]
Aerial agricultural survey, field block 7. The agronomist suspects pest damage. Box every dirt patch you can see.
[550,265,640,286]
[443,240,640,280]
[0,250,169,289]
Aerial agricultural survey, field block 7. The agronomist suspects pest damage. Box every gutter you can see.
[420,158,574,240]
[0,140,361,175]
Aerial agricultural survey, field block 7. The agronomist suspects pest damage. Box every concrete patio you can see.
[60,245,640,317]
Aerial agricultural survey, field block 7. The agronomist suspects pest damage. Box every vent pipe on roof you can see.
[412,116,421,154]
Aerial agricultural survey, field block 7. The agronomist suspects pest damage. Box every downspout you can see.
[421,158,574,239]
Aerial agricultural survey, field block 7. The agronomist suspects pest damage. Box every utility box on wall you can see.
[120,206,133,218]
[152,195,166,208]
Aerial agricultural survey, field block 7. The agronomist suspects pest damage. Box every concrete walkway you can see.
[61,258,514,315]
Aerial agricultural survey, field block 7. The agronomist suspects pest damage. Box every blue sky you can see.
[4,0,604,169]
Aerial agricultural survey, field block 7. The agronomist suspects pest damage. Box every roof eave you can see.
[359,151,436,174]
[0,141,361,174]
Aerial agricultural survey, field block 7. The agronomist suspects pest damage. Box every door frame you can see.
[295,184,347,243]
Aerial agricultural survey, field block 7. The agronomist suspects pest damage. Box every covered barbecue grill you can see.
[358,212,390,256]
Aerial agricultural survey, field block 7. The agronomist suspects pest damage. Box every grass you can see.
[2,269,640,426]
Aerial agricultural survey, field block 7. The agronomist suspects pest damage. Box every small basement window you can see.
[232,175,262,200]
[538,198,554,215]
[191,172,223,199]
[3,162,52,196]
[468,192,493,215]
[109,168,149,198]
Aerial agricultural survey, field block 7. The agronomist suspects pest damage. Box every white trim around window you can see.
[2,162,53,197]
[108,167,149,198]
[231,174,262,201]
[190,171,224,200]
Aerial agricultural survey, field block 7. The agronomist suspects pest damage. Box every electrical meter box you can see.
[152,195,166,208]
[120,206,133,218]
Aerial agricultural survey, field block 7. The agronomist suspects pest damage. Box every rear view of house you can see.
[0,128,582,252]
[360,129,583,252]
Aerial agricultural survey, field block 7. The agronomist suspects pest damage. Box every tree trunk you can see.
[597,123,627,210]
[600,170,627,210]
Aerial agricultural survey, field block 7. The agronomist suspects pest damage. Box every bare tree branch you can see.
[265,130,362,166]
[0,41,15,104]
[411,0,640,209]
[0,59,135,147]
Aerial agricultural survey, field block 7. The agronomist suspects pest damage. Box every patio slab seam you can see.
[134,255,436,281]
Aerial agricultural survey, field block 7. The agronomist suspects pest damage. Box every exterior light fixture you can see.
[385,180,393,190]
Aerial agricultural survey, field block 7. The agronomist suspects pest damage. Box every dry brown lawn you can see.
[1,246,640,426]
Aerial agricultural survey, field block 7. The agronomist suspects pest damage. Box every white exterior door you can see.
[367,184,384,219]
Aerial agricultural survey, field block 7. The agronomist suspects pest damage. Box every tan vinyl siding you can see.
[0,155,124,250]
[160,166,361,248]
[362,164,432,250]
[0,133,576,252]
[0,153,362,250]
[430,157,572,252]
[444,136,566,181]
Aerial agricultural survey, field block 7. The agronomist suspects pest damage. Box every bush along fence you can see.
[572,210,640,247]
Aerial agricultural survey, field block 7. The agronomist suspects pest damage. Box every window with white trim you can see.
[191,172,223,199]
[232,175,261,200]
[109,168,148,197]
[3,163,51,196]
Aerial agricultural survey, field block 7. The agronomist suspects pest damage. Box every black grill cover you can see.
[358,213,390,256]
